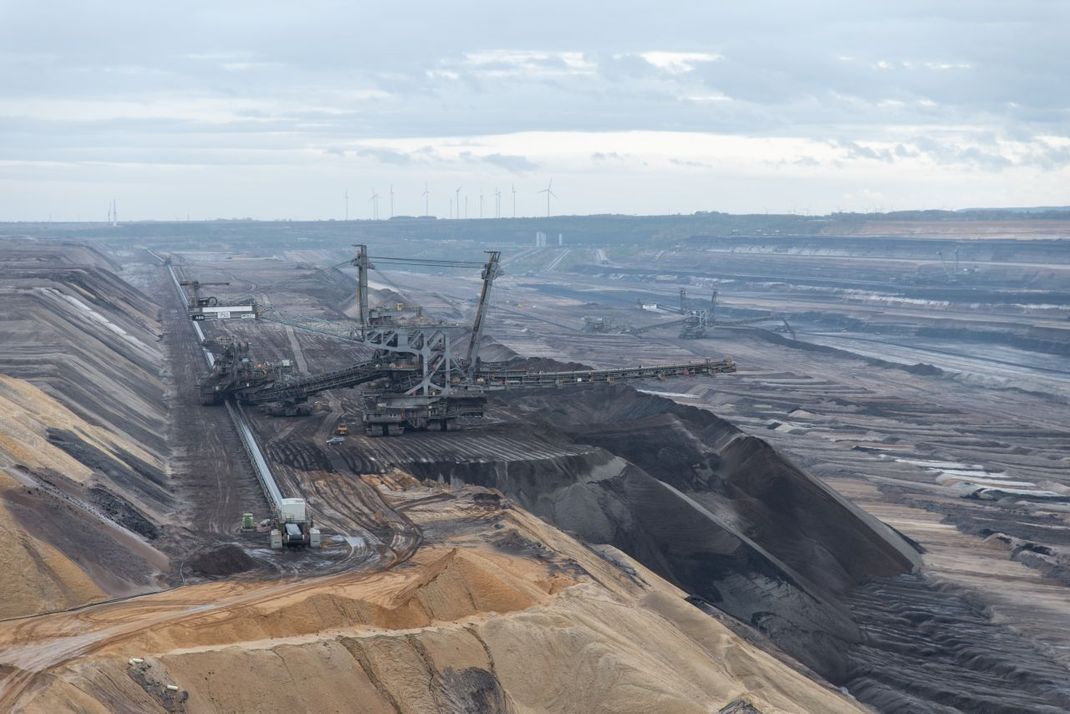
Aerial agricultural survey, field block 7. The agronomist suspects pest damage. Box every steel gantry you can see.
[197,245,736,435]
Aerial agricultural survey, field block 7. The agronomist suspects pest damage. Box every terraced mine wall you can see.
[0,239,171,616]
[408,387,917,680]
[379,385,1070,711]
[530,387,1070,711]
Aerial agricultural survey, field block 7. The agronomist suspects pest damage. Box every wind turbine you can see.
[511,184,517,218]
[370,190,381,220]
[389,185,394,218]
[422,183,430,216]
[479,190,484,219]
[455,187,462,219]
[344,190,349,221]
[538,179,556,218]
[495,188,501,218]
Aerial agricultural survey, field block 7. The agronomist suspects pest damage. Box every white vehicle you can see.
[269,498,321,549]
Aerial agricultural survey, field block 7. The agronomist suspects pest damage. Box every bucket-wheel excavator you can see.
[197,246,736,435]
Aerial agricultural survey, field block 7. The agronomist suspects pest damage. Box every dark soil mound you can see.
[188,544,258,577]
[464,386,917,678]
[472,385,1069,711]
[502,356,592,372]
[904,361,943,375]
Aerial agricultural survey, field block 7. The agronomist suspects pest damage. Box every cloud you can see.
[906,136,1009,170]
[834,140,896,162]
[453,50,596,79]
[638,51,722,74]
[1,0,1068,218]
[681,93,733,104]
[354,146,412,164]
[893,143,919,159]
[1024,142,1070,169]
[824,134,1070,172]
[460,151,538,172]
[670,158,712,168]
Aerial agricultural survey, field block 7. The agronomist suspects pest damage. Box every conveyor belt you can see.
[478,358,735,388]
[243,360,417,404]
[153,250,286,510]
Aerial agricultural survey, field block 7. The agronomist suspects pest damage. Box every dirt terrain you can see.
[0,219,1068,712]
[0,240,171,616]
[0,238,869,712]
[0,484,864,713]
[357,227,1070,711]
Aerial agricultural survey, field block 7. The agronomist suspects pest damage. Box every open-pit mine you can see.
[1,212,1069,713]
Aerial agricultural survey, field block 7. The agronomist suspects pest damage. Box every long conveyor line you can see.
[150,249,286,511]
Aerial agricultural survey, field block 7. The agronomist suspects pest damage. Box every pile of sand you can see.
[107,547,556,654]
[8,508,863,713]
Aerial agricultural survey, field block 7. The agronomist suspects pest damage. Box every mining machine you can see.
[180,279,260,321]
[180,279,230,309]
[269,498,321,549]
[582,316,616,333]
[624,287,716,339]
[197,246,735,435]
[626,288,797,340]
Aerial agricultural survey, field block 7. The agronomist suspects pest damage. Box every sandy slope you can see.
[0,375,170,618]
[0,376,159,482]
[0,472,106,618]
[0,243,172,618]
[3,493,862,713]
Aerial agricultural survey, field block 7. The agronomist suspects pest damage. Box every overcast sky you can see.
[1,1,1067,220]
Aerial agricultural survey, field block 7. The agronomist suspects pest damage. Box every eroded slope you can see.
[0,241,171,616]
[4,485,863,714]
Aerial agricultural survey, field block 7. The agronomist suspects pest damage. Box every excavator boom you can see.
[465,251,502,377]
[193,246,735,437]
